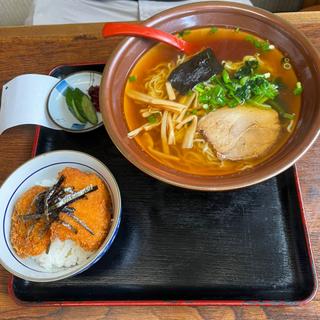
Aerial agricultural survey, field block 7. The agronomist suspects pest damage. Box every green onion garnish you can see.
[178,30,191,38]
[209,26,218,34]
[293,82,303,96]
[245,35,272,52]
[147,114,157,124]
[222,69,231,83]
[128,75,137,82]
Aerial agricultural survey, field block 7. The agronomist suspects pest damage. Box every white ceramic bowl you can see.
[47,71,103,133]
[0,150,121,282]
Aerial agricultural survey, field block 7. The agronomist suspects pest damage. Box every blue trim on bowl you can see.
[73,206,122,276]
[55,79,69,94]
[71,123,86,130]
[3,161,120,274]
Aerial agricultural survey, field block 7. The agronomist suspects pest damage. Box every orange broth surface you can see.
[124,27,301,176]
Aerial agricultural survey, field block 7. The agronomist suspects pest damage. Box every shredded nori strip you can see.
[20,175,98,237]
[50,185,98,211]
[61,207,94,235]
[58,220,78,234]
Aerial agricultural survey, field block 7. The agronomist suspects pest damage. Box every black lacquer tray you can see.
[10,64,316,306]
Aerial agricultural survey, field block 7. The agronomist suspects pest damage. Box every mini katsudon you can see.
[10,167,112,270]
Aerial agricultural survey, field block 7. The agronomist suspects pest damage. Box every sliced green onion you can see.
[209,26,218,33]
[222,69,231,83]
[128,75,137,82]
[178,29,191,38]
[147,114,157,124]
[293,82,303,95]
[194,85,205,93]
[282,112,296,120]
[245,35,272,52]
[247,99,272,110]
[268,100,296,119]
[239,76,250,86]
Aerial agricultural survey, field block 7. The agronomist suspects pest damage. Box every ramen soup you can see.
[124,27,301,176]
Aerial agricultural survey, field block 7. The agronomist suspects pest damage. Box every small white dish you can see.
[0,150,121,282]
[47,71,103,133]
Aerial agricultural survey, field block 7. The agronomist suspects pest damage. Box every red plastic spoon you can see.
[102,22,199,55]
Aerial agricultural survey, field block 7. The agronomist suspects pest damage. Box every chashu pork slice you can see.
[197,105,281,161]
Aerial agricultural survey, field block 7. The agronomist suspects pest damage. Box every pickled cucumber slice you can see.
[80,95,98,125]
[73,88,98,125]
[65,88,87,123]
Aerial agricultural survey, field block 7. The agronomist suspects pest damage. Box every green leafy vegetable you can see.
[190,52,298,121]
[247,75,279,100]
[147,114,157,124]
[234,60,258,79]
[268,100,295,120]
[273,77,287,90]
[178,30,191,38]
[209,26,218,34]
[235,27,240,32]
[194,58,282,113]
[186,109,198,116]
[222,69,231,83]
[128,75,137,82]
[293,81,303,95]
[245,35,273,52]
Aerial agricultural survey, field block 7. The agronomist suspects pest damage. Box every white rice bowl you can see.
[33,238,93,271]
[0,150,121,282]
[30,178,93,271]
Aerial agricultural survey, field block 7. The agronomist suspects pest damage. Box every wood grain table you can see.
[0,11,320,320]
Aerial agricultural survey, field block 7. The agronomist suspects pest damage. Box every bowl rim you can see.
[47,71,104,134]
[0,150,121,282]
[100,1,320,191]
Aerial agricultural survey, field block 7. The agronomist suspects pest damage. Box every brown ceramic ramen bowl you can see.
[100,1,320,191]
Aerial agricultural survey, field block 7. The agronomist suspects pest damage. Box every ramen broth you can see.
[124,27,301,176]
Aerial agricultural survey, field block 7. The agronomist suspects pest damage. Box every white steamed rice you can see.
[30,178,93,271]
[33,238,93,271]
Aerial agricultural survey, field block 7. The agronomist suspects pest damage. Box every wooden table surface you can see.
[0,11,320,320]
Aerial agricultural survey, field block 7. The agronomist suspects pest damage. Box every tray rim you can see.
[7,63,318,307]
